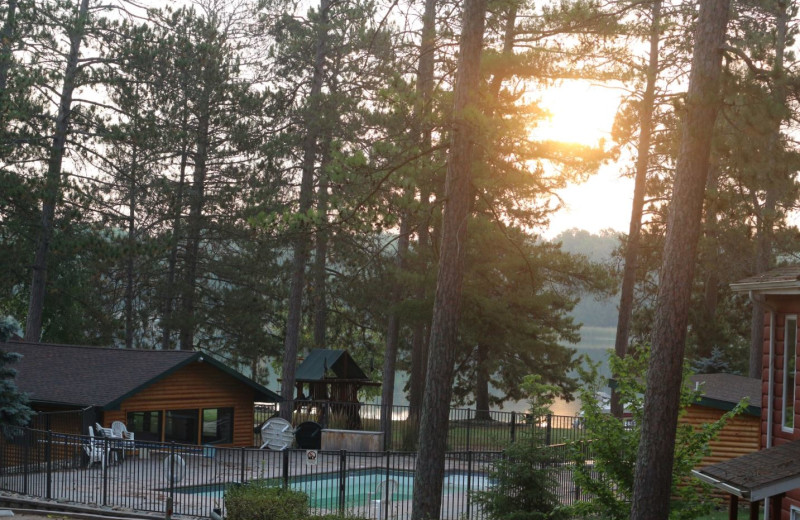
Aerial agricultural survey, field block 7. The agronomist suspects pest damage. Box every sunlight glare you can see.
[531,81,635,238]
[531,82,621,146]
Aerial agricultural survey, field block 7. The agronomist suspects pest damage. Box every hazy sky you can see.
[549,167,634,238]
[533,81,634,238]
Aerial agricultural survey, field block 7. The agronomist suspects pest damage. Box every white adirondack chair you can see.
[111,420,135,457]
[84,426,106,470]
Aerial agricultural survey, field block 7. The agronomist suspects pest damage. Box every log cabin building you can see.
[0,341,280,447]
[685,373,761,467]
[693,265,800,520]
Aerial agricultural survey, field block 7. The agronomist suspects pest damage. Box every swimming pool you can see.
[169,469,490,509]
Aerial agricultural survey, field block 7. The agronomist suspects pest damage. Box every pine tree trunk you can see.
[280,0,330,414]
[405,322,428,449]
[405,0,437,445]
[179,91,211,351]
[610,0,660,418]
[24,0,90,342]
[749,0,788,378]
[698,166,721,359]
[467,4,514,426]
[125,145,139,350]
[474,343,491,420]
[630,0,729,516]
[411,0,487,515]
[313,139,333,348]
[381,214,410,444]
[162,144,189,350]
[0,0,18,122]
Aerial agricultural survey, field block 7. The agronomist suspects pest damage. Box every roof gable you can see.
[0,341,280,408]
[693,440,800,501]
[730,264,800,294]
[295,349,369,381]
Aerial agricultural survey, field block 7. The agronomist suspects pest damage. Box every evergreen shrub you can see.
[225,483,309,520]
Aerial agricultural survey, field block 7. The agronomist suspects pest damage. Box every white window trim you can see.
[782,314,798,433]
[790,504,799,520]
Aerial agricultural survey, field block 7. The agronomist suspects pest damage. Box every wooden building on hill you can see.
[693,266,800,519]
[684,373,761,466]
[0,341,280,447]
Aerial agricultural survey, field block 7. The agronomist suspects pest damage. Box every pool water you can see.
[170,469,490,509]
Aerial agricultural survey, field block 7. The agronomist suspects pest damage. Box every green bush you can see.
[225,483,309,520]
[473,440,570,520]
[472,375,570,520]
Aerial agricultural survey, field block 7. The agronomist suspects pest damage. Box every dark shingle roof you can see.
[0,341,280,408]
[693,440,800,501]
[730,264,800,294]
[295,349,369,382]
[689,373,761,416]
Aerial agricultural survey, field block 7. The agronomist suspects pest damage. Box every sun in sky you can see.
[530,81,635,238]
[533,81,622,146]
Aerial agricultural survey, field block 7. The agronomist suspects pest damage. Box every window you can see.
[202,408,234,445]
[783,316,797,431]
[165,409,199,444]
[127,411,162,442]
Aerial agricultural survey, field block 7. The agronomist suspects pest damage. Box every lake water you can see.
[259,326,616,419]
[379,325,616,418]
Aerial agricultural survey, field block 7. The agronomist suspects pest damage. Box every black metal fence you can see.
[0,428,590,519]
[255,401,585,451]
[23,402,585,453]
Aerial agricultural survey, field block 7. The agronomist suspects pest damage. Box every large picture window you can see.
[165,409,199,444]
[127,411,162,442]
[783,315,797,431]
[202,408,234,445]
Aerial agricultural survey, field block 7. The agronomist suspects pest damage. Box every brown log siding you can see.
[682,405,759,466]
[101,360,256,447]
[762,297,800,517]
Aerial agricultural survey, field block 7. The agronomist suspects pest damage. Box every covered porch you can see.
[692,439,800,520]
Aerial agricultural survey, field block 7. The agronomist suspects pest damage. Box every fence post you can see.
[338,450,347,515]
[466,450,473,520]
[282,449,289,489]
[168,443,176,513]
[22,428,29,495]
[545,414,552,446]
[103,437,109,506]
[466,409,471,452]
[240,447,246,484]
[324,402,331,429]
[46,430,52,499]
[384,451,391,520]
[510,412,516,444]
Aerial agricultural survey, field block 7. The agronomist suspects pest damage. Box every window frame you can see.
[201,407,234,445]
[126,410,163,442]
[165,408,200,444]
[782,315,798,432]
